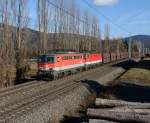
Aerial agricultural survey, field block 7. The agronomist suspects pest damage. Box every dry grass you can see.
[145,57,150,60]
[27,62,38,76]
[120,59,150,83]
[121,68,150,81]
[0,65,16,87]
[0,62,38,88]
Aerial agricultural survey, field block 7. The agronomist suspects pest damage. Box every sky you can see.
[27,0,150,38]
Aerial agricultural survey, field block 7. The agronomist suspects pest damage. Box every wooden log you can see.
[109,108,150,114]
[87,108,150,123]
[95,98,150,109]
[89,119,118,123]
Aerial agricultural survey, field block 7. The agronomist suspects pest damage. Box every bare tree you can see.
[37,0,48,54]
[13,0,30,84]
[75,8,81,52]
[104,24,110,53]
[82,10,91,51]
[0,0,17,87]
[91,16,101,51]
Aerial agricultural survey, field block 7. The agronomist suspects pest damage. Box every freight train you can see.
[37,51,130,80]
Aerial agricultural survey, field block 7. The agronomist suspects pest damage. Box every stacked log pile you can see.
[86,98,150,123]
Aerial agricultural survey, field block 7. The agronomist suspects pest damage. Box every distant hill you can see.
[0,24,101,53]
[1,23,150,49]
[124,35,150,48]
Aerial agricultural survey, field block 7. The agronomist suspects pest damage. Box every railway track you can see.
[0,66,106,105]
[0,59,127,98]
[0,59,129,122]
[0,81,81,121]
[0,81,47,108]
[0,64,109,109]
[0,80,43,97]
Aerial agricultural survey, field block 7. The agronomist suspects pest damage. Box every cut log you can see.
[107,107,150,114]
[95,98,150,109]
[89,119,118,123]
[87,108,150,123]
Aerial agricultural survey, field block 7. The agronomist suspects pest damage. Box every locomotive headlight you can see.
[45,65,49,70]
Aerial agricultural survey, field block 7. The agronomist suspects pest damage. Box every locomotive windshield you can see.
[39,55,55,63]
[39,55,46,63]
[47,56,55,63]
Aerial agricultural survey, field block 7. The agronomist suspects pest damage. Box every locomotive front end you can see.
[38,55,56,78]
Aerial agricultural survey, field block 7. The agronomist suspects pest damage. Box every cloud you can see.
[93,0,118,6]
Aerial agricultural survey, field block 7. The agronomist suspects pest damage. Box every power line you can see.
[47,0,88,26]
[47,0,114,37]
[82,0,130,33]
[0,0,115,37]
[120,9,145,23]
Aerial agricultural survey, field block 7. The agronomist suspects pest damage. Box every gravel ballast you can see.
[1,62,128,123]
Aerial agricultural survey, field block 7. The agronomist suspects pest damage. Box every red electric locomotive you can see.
[38,52,102,79]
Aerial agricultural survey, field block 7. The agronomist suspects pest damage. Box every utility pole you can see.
[128,32,132,60]
[139,41,142,58]
[142,43,145,57]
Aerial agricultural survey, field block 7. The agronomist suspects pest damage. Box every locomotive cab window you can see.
[39,55,46,63]
[47,56,55,63]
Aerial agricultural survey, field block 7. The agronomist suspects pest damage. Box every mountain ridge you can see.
[0,24,150,48]
[124,35,150,48]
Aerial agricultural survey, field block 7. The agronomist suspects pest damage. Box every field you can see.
[120,59,150,83]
